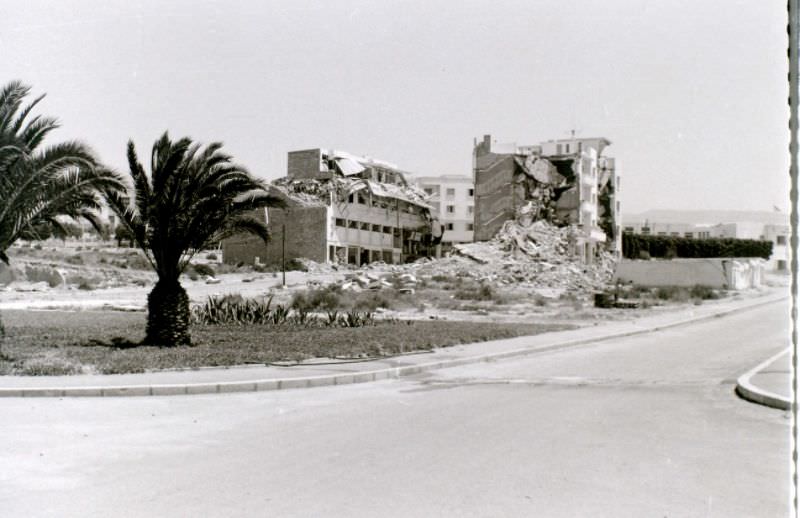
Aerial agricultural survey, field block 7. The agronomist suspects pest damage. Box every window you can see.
[348,220,358,229]
[466,223,474,231]
[657,232,667,236]
[360,222,370,230]
[623,226,634,233]
[467,206,474,215]
[777,235,787,245]
[684,232,694,238]
[446,205,455,214]
[565,143,570,153]
[641,227,650,235]
[371,224,381,232]
[556,144,562,154]
[335,218,346,227]
[347,193,354,203]
[423,187,434,195]
[670,232,679,237]
[778,260,787,270]
[445,223,454,231]
[468,188,474,197]
[382,226,392,234]
[446,188,455,197]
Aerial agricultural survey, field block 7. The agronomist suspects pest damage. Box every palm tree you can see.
[0,80,124,344]
[0,80,122,261]
[105,132,284,346]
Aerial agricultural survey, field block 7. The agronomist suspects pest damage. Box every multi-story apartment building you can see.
[473,134,621,263]
[413,175,474,248]
[223,148,441,267]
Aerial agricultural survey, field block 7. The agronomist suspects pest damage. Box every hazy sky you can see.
[1,0,789,214]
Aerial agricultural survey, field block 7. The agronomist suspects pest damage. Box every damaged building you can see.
[472,134,621,263]
[223,148,443,267]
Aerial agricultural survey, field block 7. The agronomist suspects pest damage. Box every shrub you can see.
[454,283,496,301]
[655,286,690,302]
[206,253,218,261]
[689,284,719,300]
[285,258,307,272]
[622,234,772,260]
[77,281,95,291]
[291,285,343,311]
[353,290,396,311]
[125,253,151,270]
[192,263,216,277]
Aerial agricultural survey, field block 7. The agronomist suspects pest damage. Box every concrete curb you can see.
[0,294,787,398]
[735,347,793,411]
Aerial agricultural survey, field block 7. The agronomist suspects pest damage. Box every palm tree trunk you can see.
[145,279,191,346]
[0,310,5,357]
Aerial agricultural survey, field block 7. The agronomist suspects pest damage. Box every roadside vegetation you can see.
[0,309,572,375]
[613,284,724,306]
[104,133,286,346]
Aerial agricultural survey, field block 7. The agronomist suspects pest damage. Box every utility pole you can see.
[281,222,286,287]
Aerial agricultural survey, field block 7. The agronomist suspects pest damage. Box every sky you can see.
[0,0,790,214]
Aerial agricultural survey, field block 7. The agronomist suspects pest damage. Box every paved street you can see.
[0,302,792,518]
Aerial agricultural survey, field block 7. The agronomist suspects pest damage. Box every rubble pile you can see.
[297,216,615,295]
[271,176,433,210]
[447,218,615,291]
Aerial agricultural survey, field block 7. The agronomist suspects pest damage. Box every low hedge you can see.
[622,233,772,260]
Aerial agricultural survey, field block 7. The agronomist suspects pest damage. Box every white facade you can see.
[413,174,474,245]
[622,219,789,271]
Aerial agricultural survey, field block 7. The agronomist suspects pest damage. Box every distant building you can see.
[622,212,789,271]
[473,134,621,263]
[413,174,474,248]
[223,148,441,267]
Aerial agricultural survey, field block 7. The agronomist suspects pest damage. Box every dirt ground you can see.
[0,239,788,327]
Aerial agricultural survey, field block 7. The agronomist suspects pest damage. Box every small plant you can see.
[353,290,396,311]
[192,263,216,277]
[689,284,719,300]
[326,310,340,326]
[291,285,343,311]
[270,304,290,325]
[655,286,690,303]
[285,258,308,272]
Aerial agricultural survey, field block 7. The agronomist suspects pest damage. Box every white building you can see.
[413,174,474,248]
[622,212,789,271]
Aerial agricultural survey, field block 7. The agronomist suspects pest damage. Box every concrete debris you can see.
[300,216,615,296]
[272,175,433,212]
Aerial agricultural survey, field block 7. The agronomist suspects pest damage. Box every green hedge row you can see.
[621,233,773,259]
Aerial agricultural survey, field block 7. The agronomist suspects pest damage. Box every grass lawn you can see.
[0,310,573,376]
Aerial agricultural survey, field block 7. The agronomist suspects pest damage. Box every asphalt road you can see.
[0,301,792,518]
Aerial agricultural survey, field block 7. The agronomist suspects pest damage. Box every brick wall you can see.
[288,149,332,180]
[262,206,327,265]
[222,206,328,266]
[473,152,516,241]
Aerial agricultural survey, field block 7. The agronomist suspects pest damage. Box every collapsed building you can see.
[473,134,621,264]
[223,148,443,267]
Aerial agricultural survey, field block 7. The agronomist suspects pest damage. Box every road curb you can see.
[0,294,787,398]
[735,347,793,411]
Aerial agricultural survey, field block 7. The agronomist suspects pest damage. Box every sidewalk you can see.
[736,347,793,411]
[0,291,788,397]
